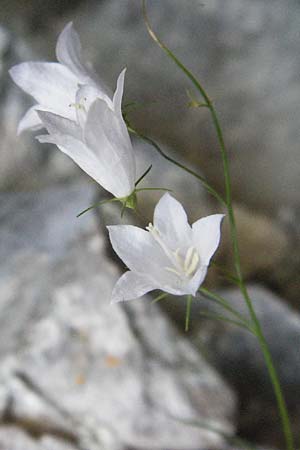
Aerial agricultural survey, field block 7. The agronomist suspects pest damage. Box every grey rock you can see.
[0,183,95,359]
[191,285,300,447]
[0,425,80,450]
[0,184,236,449]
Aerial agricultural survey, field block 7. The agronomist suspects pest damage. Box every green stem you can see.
[151,292,168,304]
[199,311,253,333]
[129,127,226,206]
[199,287,253,332]
[142,3,295,449]
[208,101,295,450]
[185,295,193,331]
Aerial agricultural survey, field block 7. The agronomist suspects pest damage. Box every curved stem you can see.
[199,287,253,332]
[142,3,295,449]
[199,311,253,333]
[129,127,226,206]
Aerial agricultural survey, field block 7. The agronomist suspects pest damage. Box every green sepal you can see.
[121,191,137,210]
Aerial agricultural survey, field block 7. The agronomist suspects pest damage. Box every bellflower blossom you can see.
[108,193,224,302]
[9,22,111,134]
[10,23,136,199]
[36,69,136,199]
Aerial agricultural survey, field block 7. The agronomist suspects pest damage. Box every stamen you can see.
[174,248,184,266]
[165,267,182,277]
[146,223,199,279]
[184,247,199,276]
[68,101,86,111]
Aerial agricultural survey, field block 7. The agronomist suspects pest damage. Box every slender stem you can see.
[129,127,226,206]
[142,3,295,449]
[199,311,253,333]
[151,292,168,304]
[199,287,253,331]
[76,197,119,217]
[210,261,241,286]
[185,295,193,331]
[135,187,172,192]
[209,101,295,450]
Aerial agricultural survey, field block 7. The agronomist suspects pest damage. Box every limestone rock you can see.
[0,183,236,450]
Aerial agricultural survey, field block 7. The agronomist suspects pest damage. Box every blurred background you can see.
[1,1,300,449]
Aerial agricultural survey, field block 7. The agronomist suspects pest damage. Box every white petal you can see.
[36,133,117,191]
[107,225,169,275]
[151,265,207,297]
[56,22,86,78]
[75,84,112,128]
[84,98,135,198]
[37,110,82,140]
[192,214,225,266]
[17,106,42,134]
[184,265,208,296]
[153,193,192,249]
[9,62,79,120]
[111,271,156,303]
[56,22,109,94]
[113,68,126,114]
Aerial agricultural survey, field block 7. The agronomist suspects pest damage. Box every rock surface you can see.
[0,183,236,450]
[0,426,80,450]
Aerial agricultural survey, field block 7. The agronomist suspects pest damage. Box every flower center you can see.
[146,223,199,279]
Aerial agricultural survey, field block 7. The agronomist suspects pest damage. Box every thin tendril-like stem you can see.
[135,187,172,192]
[185,295,193,331]
[142,2,295,449]
[76,197,119,217]
[199,311,253,333]
[151,292,168,304]
[128,127,226,206]
[198,287,253,333]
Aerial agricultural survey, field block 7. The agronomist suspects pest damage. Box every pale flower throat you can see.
[146,223,200,279]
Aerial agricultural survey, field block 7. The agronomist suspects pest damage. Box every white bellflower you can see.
[108,193,224,302]
[10,23,136,199]
[9,22,111,134]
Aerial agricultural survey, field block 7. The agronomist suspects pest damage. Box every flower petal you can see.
[17,106,42,135]
[9,62,79,119]
[113,68,126,114]
[75,84,112,128]
[151,264,207,297]
[56,22,86,79]
[111,271,156,303]
[84,98,135,198]
[153,193,192,249]
[37,110,82,140]
[184,265,208,296]
[36,133,115,190]
[107,225,170,275]
[56,22,109,94]
[192,214,225,266]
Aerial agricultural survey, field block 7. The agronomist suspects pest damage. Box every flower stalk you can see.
[142,2,295,449]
